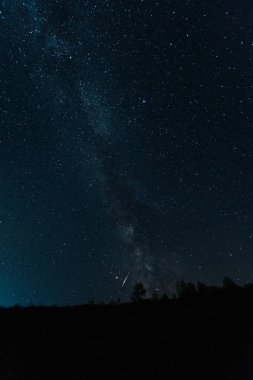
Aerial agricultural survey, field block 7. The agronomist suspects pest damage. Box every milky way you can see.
[1,1,253,305]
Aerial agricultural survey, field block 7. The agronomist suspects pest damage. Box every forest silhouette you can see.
[0,277,252,379]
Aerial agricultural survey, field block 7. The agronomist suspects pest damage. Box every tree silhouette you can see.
[131,282,146,302]
[222,276,238,291]
[176,280,196,298]
[197,282,208,296]
[152,291,159,301]
[161,293,169,302]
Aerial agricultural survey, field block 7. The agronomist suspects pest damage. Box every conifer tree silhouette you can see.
[131,283,146,302]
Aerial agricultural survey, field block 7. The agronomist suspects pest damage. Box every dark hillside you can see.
[0,295,252,379]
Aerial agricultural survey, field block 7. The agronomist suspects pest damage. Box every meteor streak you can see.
[122,272,130,287]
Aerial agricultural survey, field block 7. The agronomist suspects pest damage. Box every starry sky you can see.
[1,0,253,305]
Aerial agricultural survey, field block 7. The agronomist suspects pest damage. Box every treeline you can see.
[105,277,253,305]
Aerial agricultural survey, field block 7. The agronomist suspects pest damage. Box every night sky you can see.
[1,0,253,305]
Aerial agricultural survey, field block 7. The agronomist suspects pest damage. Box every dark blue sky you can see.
[1,0,253,305]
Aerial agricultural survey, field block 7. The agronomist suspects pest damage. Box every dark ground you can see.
[0,296,252,379]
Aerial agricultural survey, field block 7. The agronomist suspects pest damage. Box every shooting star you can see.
[122,272,130,287]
